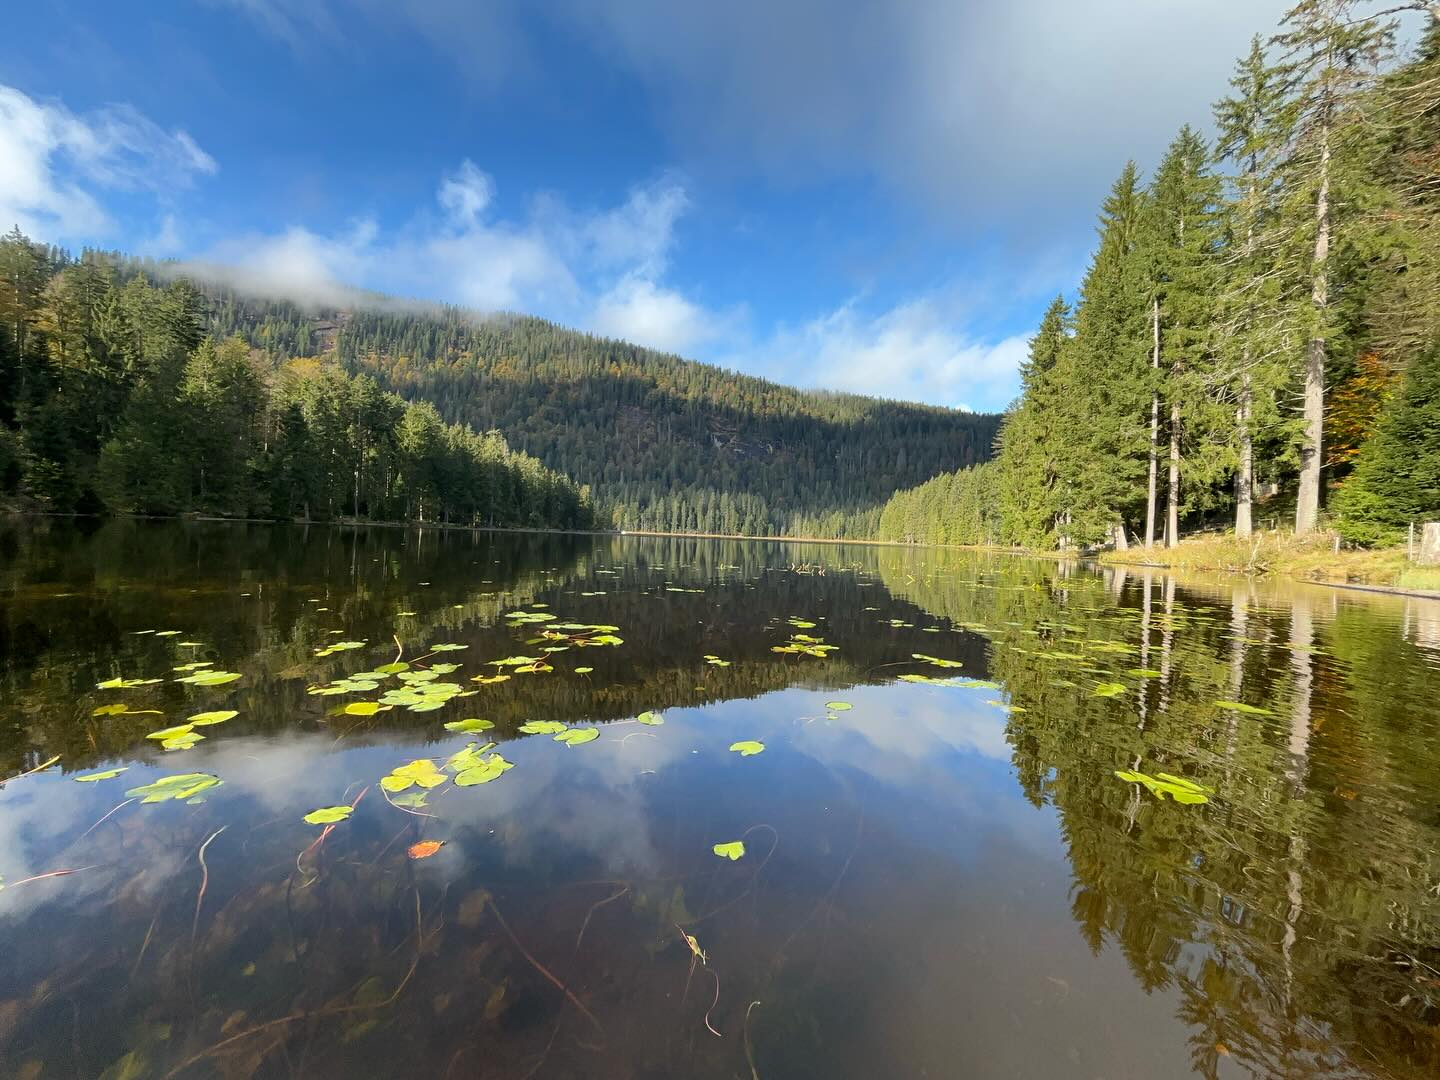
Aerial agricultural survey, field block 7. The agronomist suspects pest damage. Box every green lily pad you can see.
[636,711,664,726]
[125,772,223,803]
[713,841,746,860]
[146,724,196,741]
[177,670,242,687]
[455,755,514,785]
[188,710,238,726]
[518,720,567,734]
[824,701,853,711]
[1215,700,1271,715]
[429,643,469,652]
[162,731,205,751]
[303,805,354,825]
[342,702,388,716]
[729,740,765,756]
[444,718,495,733]
[1092,682,1127,697]
[554,727,600,745]
[74,767,128,782]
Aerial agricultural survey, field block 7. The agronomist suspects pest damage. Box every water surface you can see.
[2,520,1438,1078]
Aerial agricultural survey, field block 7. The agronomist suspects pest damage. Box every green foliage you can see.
[1335,342,1440,543]
[0,235,596,530]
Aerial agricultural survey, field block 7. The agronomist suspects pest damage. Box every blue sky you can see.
[1,0,1298,411]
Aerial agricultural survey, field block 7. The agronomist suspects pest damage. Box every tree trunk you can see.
[1296,109,1329,535]
[1166,400,1180,547]
[1236,372,1253,537]
[1145,298,1160,548]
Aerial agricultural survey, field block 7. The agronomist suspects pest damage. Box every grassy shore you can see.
[1099,530,1440,591]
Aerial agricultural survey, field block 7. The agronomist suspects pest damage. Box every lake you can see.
[1,520,1438,1079]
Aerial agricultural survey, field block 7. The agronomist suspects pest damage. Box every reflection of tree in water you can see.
[874,549,1440,1078]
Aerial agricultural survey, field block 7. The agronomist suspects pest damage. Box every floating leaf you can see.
[518,720,567,734]
[382,759,447,792]
[470,674,512,685]
[636,711,664,726]
[1214,700,1271,715]
[177,670,242,687]
[444,718,494,733]
[1114,769,1212,804]
[146,724,195,741]
[375,662,410,674]
[97,676,162,690]
[342,702,388,716]
[188,710,238,726]
[162,731,205,751]
[554,727,600,746]
[430,663,462,674]
[1092,682,1127,698]
[713,841,746,860]
[74,767,128,782]
[455,755,514,785]
[574,667,593,674]
[824,701,853,711]
[173,662,214,673]
[391,791,429,808]
[314,641,367,658]
[429,643,469,652]
[729,740,765,756]
[304,806,354,825]
[913,653,965,669]
[92,703,163,717]
[408,840,445,859]
[125,772,223,803]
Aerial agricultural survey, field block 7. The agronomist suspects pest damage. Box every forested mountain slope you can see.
[188,282,1000,536]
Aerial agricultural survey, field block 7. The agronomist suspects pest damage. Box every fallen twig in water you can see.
[79,798,135,840]
[1,754,61,787]
[2,864,98,890]
[744,1001,762,1078]
[487,893,605,1038]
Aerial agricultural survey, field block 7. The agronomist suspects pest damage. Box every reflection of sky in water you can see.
[2,684,1194,1075]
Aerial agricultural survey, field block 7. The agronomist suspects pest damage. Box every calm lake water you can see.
[2,521,1439,1079]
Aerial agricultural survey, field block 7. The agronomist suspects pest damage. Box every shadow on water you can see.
[1,519,1438,1077]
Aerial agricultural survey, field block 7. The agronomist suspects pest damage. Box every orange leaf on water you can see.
[407,840,445,860]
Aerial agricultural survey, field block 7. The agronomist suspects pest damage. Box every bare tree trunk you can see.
[1296,110,1330,535]
[1236,372,1254,537]
[1145,298,1160,548]
[1166,400,1180,547]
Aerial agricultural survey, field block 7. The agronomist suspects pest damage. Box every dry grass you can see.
[1098,530,1436,589]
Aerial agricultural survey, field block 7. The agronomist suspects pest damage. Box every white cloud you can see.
[733,296,1029,412]
[0,84,216,241]
[182,161,737,355]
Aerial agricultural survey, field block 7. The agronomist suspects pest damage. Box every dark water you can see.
[2,521,1439,1079]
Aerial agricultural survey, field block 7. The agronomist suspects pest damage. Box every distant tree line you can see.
[0,235,595,529]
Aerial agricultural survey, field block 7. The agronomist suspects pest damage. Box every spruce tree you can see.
[996,295,1070,547]
[1272,0,1396,533]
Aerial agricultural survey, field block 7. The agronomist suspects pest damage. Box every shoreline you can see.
[9,510,1438,599]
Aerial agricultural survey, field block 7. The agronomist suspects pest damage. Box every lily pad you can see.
[303,805,354,825]
[1215,700,1271,715]
[429,643,469,652]
[729,740,765,756]
[518,720,567,735]
[444,718,495,733]
[177,670,243,687]
[188,710,238,726]
[74,767,128,782]
[636,711,664,726]
[824,701,853,711]
[713,841,746,860]
[146,724,196,741]
[1115,769,1213,805]
[554,727,600,746]
[1092,682,1127,697]
[342,702,388,716]
[125,772,223,803]
[162,731,206,751]
[455,755,514,785]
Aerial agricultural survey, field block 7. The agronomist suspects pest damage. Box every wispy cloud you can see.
[0,84,216,241]
[724,297,1030,412]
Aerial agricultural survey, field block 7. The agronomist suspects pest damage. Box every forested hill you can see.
[191,285,999,536]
